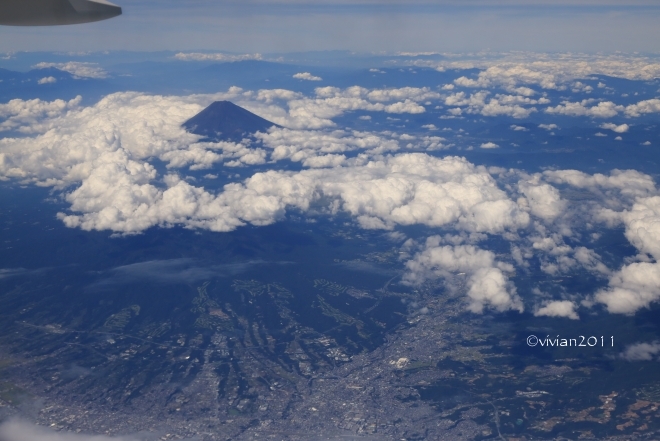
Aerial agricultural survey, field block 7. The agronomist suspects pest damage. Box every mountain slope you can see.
[183,101,279,142]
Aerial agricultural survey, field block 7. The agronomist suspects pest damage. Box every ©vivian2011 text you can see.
[526,335,614,348]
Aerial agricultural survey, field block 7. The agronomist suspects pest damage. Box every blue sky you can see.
[1,0,660,53]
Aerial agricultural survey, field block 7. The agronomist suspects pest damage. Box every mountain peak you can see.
[183,101,279,142]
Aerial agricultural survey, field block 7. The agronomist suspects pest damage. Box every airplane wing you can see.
[0,0,121,26]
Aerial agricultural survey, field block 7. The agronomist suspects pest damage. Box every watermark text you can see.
[527,335,614,348]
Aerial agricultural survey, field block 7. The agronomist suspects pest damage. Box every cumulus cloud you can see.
[595,261,660,314]
[6,87,660,319]
[593,196,660,314]
[453,65,557,92]
[619,197,660,258]
[480,142,498,149]
[624,99,660,117]
[503,169,637,280]
[534,300,579,320]
[403,237,523,314]
[621,342,660,361]
[0,420,137,441]
[255,128,399,165]
[0,88,448,180]
[0,101,531,236]
[544,98,660,119]
[444,91,540,119]
[411,52,660,89]
[0,96,81,133]
[543,169,657,201]
[600,123,629,133]
[542,168,660,314]
[293,72,322,81]
[173,52,263,62]
[517,179,566,221]
[250,86,433,129]
[313,154,529,233]
[410,54,660,120]
[545,100,623,118]
[529,237,609,276]
[417,135,450,151]
[33,62,107,79]
[37,76,57,85]
[0,93,203,185]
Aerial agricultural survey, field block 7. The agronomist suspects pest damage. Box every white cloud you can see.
[315,86,439,103]
[518,179,566,221]
[454,64,559,91]
[444,91,539,119]
[621,342,660,361]
[33,62,107,79]
[480,142,499,149]
[254,88,303,103]
[417,135,450,151]
[397,52,439,57]
[528,235,609,276]
[0,420,136,441]
[366,87,441,102]
[538,123,557,130]
[8,104,527,231]
[534,300,579,320]
[572,81,593,93]
[0,92,204,185]
[56,153,529,234]
[624,99,660,117]
[252,86,432,129]
[543,170,660,315]
[173,52,263,62]
[543,169,657,200]
[0,95,531,235]
[619,196,660,259]
[318,155,529,233]
[9,89,660,319]
[403,238,523,314]
[0,96,82,133]
[255,128,399,164]
[453,65,559,91]
[542,98,660,120]
[37,76,57,85]
[411,53,660,90]
[545,100,623,118]
[595,262,660,314]
[383,100,426,114]
[600,122,629,133]
[293,72,322,81]
[510,125,528,131]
